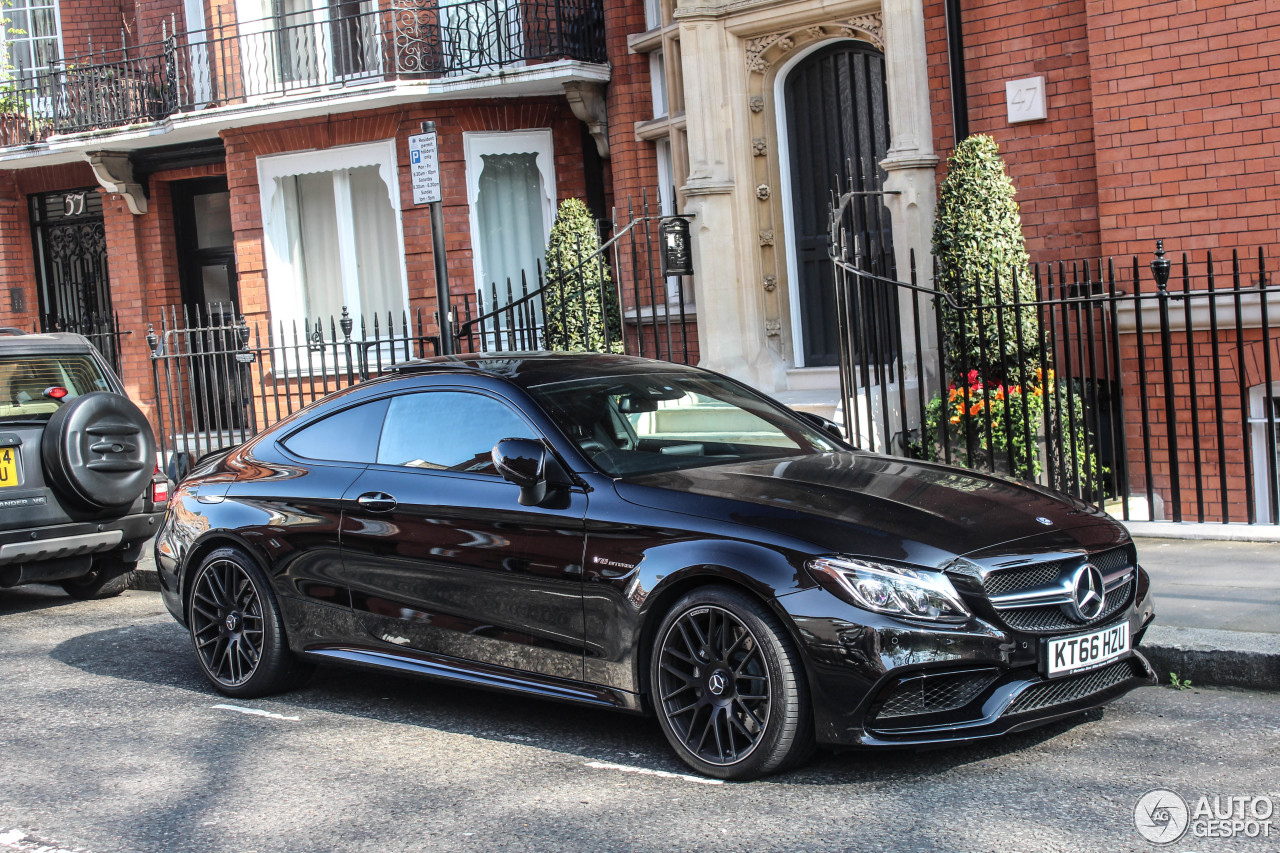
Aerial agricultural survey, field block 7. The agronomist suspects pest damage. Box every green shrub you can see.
[542,198,622,353]
[932,134,1040,385]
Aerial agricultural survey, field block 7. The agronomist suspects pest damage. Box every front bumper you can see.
[778,566,1157,748]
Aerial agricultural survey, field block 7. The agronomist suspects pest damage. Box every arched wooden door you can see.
[784,40,895,367]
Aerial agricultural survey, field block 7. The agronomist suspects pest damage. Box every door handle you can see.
[356,491,397,512]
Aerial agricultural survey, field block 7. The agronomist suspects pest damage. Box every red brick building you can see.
[0,0,613,421]
[0,0,1276,522]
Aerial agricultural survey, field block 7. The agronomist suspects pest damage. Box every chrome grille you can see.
[981,545,1136,635]
[1004,658,1144,716]
[1000,580,1133,633]
[982,562,1065,596]
[875,670,999,719]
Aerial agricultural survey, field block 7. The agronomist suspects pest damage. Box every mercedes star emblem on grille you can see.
[1068,563,1106,622]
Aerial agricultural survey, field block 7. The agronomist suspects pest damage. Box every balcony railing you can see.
[0,0,605,145]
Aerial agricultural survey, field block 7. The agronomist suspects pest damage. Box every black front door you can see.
[340,388,589,681]
[29,189,119,371]
[785,40,895,367]
[171,177,247,431]
[172,177,239,319]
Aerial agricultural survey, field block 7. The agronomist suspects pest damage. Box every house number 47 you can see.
[1005,76,1047,124]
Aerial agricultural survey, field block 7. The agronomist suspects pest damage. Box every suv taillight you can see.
[152,479,169,504]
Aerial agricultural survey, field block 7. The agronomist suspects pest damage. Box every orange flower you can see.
[969,403,983,417]
[949,415,961,425]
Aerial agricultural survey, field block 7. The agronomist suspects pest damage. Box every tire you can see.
[187,546,311,698]
[61,556,133,600]
[42,391,156,510]
[650,585,815,780]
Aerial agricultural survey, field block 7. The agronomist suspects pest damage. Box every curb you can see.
[1140,626,1280,692]
[126,569,161,592]
[1121,521,1280,542]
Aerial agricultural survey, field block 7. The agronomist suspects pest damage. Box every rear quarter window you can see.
[280,398,389,463]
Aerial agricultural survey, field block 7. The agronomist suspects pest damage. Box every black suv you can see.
[0,331,166,599]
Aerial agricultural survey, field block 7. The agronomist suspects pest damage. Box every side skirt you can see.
[304,645,645,713]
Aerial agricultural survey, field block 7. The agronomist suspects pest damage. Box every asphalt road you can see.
[2,587,1278,853]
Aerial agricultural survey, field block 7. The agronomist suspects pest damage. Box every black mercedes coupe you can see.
[155,353,1156,779]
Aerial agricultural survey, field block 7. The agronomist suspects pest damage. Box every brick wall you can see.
[925,0,1102,266]
[927,0,1280,269]
[1085,0,1280,264]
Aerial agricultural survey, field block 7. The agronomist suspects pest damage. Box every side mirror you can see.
[793,410,847,444]
[493,438,551,506]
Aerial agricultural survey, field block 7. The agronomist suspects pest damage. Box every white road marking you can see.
[0,828,89,853]
[212,703,300,722]
[583,761,723,785]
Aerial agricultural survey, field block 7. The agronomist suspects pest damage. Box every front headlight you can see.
[808,556,971,623]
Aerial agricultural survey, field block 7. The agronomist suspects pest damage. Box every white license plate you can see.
[1044,622,1130,678]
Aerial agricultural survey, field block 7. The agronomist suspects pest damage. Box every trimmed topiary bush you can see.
[932,134,1040,385]
[542,198,622,353]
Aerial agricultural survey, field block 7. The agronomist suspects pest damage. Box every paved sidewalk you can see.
[1131,536,1279,691]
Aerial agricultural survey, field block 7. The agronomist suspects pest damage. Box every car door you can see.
[340,386,589,681]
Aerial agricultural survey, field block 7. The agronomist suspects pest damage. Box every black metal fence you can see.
[147,206,695,475]
[830,191,1280,525]
[0,0,605,144]
[40,312,129,377]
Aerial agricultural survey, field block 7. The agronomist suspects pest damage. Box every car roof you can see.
[0,331,97,354]
[389,351,706,389]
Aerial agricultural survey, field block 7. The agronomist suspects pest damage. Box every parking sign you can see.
[408,132,441,204]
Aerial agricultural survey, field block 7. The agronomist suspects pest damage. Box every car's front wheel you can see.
[650,585,814,780]
[187,546,311,698]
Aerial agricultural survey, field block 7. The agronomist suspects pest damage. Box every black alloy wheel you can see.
[188,546,310,697]
[651,586,813,780]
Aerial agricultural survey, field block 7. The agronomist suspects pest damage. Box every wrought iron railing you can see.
[830,182,1280,524]
[145,205,697,474]
[0,0,605,145]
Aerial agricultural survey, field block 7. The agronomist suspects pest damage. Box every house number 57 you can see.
[1005,77,1047,124]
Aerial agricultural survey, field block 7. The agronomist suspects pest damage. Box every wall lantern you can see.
[659,216,694,277]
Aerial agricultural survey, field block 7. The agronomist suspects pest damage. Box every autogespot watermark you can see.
[1134,789,1277,844]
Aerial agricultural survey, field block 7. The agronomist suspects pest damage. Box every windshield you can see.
[0,353,109,422]
[528,371,840,477]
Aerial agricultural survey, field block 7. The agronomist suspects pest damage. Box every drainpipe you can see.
[944,0,970,144]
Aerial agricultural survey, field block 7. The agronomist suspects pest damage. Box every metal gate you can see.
[29,189,125,373]
[830,188,1280,525]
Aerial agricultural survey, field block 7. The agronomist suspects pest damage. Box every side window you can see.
[281,398,389,463]
[377,391,537,475]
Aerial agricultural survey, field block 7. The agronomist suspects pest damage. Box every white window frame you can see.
[1,0,65,115]
[1248,382,1280,523]
[257,139,410,336]
[462,129,557,307]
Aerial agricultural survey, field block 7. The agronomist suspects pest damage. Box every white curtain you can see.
[350,165,405,323]
[475,152,546,310]
[282,173,342,321]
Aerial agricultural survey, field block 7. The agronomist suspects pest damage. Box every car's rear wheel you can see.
[650,585,814,780]
[60,556,133,600]
[187,546,310,697]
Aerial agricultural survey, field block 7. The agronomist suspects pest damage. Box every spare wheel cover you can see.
[42,391,157,509]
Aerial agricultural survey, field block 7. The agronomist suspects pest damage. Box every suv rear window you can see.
[0,354,110,422]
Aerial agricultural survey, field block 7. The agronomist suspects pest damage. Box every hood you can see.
[616,451,1125,567]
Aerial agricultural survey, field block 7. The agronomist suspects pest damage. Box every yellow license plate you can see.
[0,447,19,488]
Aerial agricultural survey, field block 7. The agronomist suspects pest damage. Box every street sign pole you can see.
[410,121,453,355]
